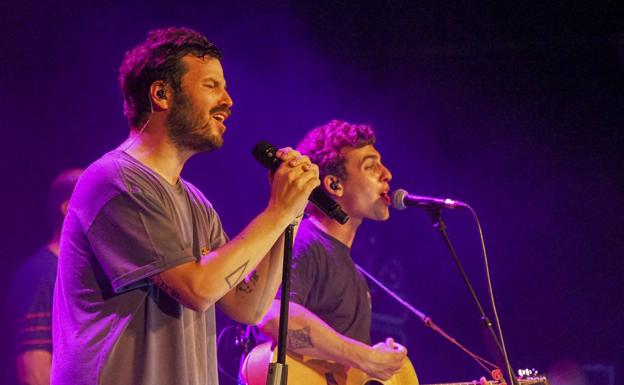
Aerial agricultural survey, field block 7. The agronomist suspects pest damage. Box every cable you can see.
[121,91,153,152]
[356,264,499,375]
[467,206,515,383]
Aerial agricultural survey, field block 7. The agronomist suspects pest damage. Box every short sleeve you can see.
[87,191,195,293]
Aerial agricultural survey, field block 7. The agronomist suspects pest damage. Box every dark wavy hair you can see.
[297,120,376,182]
[119,27,222,129]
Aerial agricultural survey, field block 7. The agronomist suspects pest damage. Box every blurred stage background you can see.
[1,1,622,384]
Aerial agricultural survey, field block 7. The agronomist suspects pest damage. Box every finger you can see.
[284,162,310,182]
[288,155,311,168]
[286,161,317,180]
[371,341,385,349]
[274,158,306,180]
[275,166,314,195]
[276,147,300,162]
[386,367,401,380]
[385,337,396,348]
[296,169,321,191]
[275,147,293,158]
[301,163,319,177]
[393,343,407,354]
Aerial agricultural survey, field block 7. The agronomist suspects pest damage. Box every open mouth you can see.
[212,112,228,124]
[380,191,391,205]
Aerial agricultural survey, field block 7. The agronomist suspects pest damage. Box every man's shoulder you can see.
[67,150,148,230]
[296,220,330,246]
[76,150,129,194]
[293,220,330,260]
[76,150,169,203]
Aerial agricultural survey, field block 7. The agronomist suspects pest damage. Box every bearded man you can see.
[52,27,319,385]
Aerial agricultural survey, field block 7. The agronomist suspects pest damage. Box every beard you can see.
[167,90,224,152]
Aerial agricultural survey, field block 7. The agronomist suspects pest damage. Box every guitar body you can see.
[242,342,419,385]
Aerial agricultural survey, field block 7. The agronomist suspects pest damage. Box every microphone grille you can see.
[392,189,408,210]
[252,141,280,171]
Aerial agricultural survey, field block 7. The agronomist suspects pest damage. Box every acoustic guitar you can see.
[242,341,419,385]
[242,342,549,385]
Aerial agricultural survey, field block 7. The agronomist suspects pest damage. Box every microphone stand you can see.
[425,207,517,385]
[265,223,296,385]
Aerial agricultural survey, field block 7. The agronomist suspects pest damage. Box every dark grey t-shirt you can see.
[288,219,372,344]
[52,150,228,385]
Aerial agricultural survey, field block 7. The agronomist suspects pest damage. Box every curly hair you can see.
[119,27,222,129]
[297,120,376,181]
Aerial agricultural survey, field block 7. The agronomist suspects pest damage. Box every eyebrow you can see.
[201,77,227,87]
[360,154,380,165]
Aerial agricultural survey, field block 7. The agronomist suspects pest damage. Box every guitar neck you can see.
[424,382,502,385]
[424,378,548,385]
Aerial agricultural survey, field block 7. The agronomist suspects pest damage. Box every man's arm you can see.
[216,230,281,324]
[152,150,317,320]
[217,212,305,324]
[16,350,51,385]
[258,300,407,381]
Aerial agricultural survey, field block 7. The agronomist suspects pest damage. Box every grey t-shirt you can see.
[52,150,228,385]
[288,219,372,344]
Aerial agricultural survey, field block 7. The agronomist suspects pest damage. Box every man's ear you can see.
[323,175,343,197]
[149,81,169,111]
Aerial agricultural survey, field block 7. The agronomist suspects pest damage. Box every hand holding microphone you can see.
[258,144,320,223]
[253,141,349,224]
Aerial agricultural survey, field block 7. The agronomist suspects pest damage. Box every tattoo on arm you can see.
[236,270,259,294]
[151,274,182,302]
[225,260,249,289]
[287,326,314,349]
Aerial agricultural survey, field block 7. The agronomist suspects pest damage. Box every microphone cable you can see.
[467,205,515,384]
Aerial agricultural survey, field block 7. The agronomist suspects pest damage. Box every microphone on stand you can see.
[392,188,468,210]
[252,141,350,224]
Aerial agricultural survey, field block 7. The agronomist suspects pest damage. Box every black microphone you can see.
[392,188,468,210]
[252,141,350,224]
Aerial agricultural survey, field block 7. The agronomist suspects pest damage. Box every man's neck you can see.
[120,121,192,185]
[309,214,363,248]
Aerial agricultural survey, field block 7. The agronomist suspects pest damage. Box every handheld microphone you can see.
[252,141,350,224]
[392,188,468,210]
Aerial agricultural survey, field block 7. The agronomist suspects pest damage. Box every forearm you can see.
[219,218,303,324]
[155,206,293,312]
[218,232,284,324]
[259,300,370,369]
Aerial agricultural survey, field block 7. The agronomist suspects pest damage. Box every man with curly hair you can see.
[259,120,407,381]
[52,27,319,385]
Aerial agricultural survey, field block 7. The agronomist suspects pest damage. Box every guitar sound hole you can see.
[363,381,384,385]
